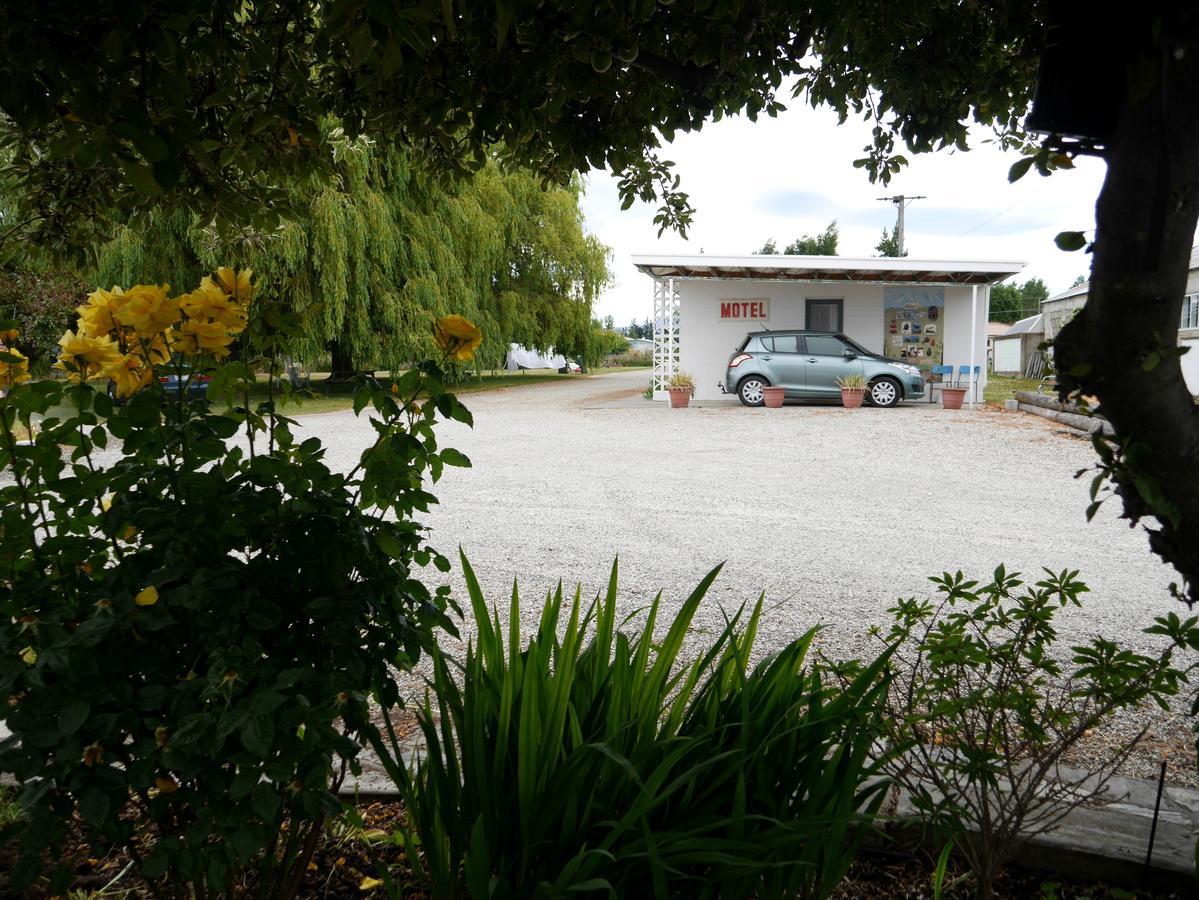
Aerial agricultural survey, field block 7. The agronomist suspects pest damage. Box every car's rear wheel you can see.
[867,376,901,408]
[737,375,770,407]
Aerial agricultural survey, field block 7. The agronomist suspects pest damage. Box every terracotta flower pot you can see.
[669,387,692,408]
[941,386,968,410]
[840,387,866,409]
[762,386,785,408]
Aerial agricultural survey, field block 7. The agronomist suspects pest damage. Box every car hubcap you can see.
[871,381,897,405]
[743,381,765,404]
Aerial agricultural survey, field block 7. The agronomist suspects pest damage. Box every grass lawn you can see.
[985,374,1043,405]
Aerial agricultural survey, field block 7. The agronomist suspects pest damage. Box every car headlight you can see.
[888,362,921,377]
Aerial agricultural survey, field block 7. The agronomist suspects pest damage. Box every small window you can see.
[764,335,799,353]
[804,334,848,356]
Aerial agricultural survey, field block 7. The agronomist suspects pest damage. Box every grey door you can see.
[806,299,843,332]
[760,334,806,392]
[801,334,862,398]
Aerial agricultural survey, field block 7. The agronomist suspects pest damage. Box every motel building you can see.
[631,254,1026,403]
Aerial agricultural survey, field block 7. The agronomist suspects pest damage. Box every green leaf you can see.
[242,714,275,757]
[77,788,110,825]
[1007,157,1034,183]
[120,159,163,196]
[439,448,471,467]
[58,700,90,735]
[1054,231,1087,252]
[251,782,280,822]
[375,529,406,559]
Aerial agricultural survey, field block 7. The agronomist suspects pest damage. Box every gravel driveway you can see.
[9,369,1194,782]
[297,369,1198,784]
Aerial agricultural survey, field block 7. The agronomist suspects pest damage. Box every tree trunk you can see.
[1054,11,1199,603]
[327,341,355,382]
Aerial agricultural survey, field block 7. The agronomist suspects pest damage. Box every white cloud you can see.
[580,102,1106,327]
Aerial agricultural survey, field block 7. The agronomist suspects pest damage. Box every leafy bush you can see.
[606,349,652,367]
[0,272,472,897]
[399,556,894,900]
[0,267,88,373]
[870,567,1196,900]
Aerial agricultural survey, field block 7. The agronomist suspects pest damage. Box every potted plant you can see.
[668,372,695,408]
[836,373,868,409]
[941,384,969,409]
[762,385,785,407]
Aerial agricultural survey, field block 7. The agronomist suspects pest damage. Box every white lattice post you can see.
[651,276,680,400]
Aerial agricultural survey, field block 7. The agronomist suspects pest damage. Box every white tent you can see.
[506,344,566,372]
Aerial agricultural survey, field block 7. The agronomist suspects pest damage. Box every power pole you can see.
[877,195,926,256]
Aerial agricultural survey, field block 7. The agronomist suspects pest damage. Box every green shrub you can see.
[398,556,894,900]
[0,274,471,897]
[870,566,1196,900]
[606,349,652,367]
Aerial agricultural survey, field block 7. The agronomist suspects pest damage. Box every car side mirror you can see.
[842,349,857,359]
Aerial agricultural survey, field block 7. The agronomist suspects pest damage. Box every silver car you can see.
[723,331,925,407]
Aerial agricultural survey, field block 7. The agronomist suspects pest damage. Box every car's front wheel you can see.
[867,376,901,408]
[737,375,770,407]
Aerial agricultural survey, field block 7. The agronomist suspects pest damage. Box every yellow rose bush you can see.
[0,269,477,897]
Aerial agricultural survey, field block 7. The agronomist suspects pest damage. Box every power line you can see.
[956,201,1021,237]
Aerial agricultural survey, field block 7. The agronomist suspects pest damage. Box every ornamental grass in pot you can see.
[668,372,694,408]
[836,373,867,409]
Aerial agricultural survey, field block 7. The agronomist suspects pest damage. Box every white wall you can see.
[673,279,988,401]
[1181,334,1199,394]
[941,285,990,401]
[993,336,1022,375]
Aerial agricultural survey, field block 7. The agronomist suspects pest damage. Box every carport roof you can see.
[631,253,1024,286]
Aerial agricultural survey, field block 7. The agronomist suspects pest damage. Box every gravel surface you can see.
[10,369,1197,785]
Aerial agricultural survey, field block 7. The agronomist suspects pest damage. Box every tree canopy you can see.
[91,140,610,374]
[874,227,907,258]
[756,221,839,256]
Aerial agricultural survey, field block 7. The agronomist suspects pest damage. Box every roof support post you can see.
[652,276,680,400]
[969,283,979,405]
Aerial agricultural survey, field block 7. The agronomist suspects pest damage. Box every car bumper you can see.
[907,377,925,399]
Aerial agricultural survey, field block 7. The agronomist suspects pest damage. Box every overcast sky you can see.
[579,100,1107,328]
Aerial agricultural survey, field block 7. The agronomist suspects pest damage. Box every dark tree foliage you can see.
[0,267,87,372]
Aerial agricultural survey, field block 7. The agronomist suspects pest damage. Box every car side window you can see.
[745,336,767,351]
[767,335,799,353]
[804,335,847,356]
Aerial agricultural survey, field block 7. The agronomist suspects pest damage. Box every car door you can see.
[801,334,862,398]
[759,334,806,393]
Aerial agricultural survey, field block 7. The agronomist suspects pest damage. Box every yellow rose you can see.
[213,267,253,302]
[0,347,31,388]
[173,318,235,359]
[134,586,158,606]
[101,353,154,399]
[112,284,181,337]
[131,332,171,366]
[76,287,127,338]
[433,314,483,361]
[56,330,122,381]
[0,327,18,342]
[181,278,248,333]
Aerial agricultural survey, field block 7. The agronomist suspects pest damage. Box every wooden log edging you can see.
[1013,390,1115,436]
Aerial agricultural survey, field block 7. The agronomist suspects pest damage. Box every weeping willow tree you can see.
[91,137,610,376]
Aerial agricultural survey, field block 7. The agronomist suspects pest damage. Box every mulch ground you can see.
[0,797,1189,898]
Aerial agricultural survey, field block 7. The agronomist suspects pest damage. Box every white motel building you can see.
[632,254,1026,403]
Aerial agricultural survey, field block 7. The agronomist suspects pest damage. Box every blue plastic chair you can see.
[928,364,953,403]
[956,365,981,402]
